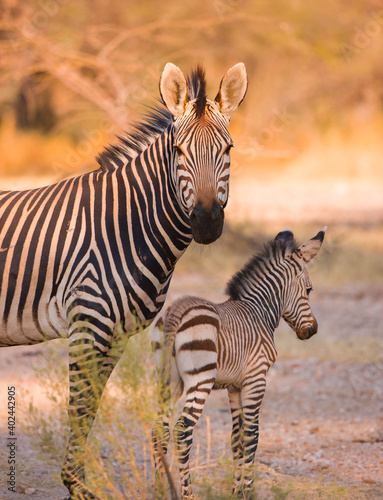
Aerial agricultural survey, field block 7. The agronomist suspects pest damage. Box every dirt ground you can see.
[0,277,382,500]
[0,173,382,499]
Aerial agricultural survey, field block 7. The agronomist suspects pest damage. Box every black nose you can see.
[297,318,318,340]
[190,200,222,224]
[190,200,224,245]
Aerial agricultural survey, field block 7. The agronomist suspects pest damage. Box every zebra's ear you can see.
[214,62,248,117]
[160,63,189,119]
[295,227,327,265]
[275,226,294,243]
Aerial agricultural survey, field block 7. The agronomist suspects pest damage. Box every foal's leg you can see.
[228,387,244,492]
[173,315,219,498]
[238,373,266,495]
[175,376,215,499]
[152,372,183,476]
[152,382,184,500]
[152,317,183,474]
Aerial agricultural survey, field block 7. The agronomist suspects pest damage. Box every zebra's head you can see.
[279,227,327,340]
[160,62,247,244]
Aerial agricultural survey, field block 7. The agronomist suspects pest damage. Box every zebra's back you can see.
[153,296,276,391]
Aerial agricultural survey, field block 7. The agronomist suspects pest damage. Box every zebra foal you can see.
[152,226,326,499]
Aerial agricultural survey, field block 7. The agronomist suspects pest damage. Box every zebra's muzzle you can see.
[190,199,224,245]
[296,318,318,340]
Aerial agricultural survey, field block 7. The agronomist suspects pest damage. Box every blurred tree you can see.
[0,0,382,142]
[15,72,56,132]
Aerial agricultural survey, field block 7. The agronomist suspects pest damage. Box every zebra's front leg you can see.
[62,329,126,500]
[239,409,260,497]
[236,376,266,497]
[228,387,244,494]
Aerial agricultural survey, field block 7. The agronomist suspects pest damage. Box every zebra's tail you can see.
[151,312,174,410]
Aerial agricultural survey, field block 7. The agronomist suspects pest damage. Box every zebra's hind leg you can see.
[62,332,126,500]
[174,379,215,500]
[152,414,171,464]
[152,413,174,498]
[152,365,183,497]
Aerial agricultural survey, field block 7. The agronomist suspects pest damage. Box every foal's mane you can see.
[96,66,208,171]
[225,237,298,301]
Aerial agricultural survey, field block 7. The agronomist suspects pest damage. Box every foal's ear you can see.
[275,226,294,243]
[295,227,327,265]
[214,62,248,117]
[160,63,189,119]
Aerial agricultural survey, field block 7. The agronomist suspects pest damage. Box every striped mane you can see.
[225,237,298,301]
[96,105,173,171]
[96,66,208,171]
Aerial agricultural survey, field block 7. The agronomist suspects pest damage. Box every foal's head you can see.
[276,227,326,340]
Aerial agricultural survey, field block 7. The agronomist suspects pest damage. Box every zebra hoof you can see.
[64,489,97,500]
[74,494,96,500]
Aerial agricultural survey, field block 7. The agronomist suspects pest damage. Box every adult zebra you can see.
[0,62,247,499]
[152,227,326,499]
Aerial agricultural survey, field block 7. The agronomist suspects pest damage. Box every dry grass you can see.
[19,333,378,500]
[274,330,383,364]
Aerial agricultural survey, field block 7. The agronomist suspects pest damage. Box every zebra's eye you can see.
[306,286,313,295]
[224,145,233,155]
[174,145,184,157]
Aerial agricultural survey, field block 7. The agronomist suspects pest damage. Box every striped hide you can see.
[0,62,247,499]
[151,227,326,499]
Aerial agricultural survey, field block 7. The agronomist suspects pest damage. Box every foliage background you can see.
[1,0,383,179]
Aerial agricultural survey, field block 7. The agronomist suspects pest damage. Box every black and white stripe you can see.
[0,62,247,499]
[151,227,326,499]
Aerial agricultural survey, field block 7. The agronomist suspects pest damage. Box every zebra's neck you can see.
[247,285,284,335]
[107,127,192,321]
[226,243,297,338]
[122,124,192,248]
[230,264,289,337]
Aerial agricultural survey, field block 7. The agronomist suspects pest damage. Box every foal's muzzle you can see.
[190,199,224,245]
[297,318,318,340]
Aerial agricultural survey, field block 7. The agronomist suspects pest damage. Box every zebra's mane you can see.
[187,65,207,119]
[96,66,208,171]
[225,237,298,301]
[96,105,173,171]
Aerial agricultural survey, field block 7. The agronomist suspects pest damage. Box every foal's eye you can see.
[224,145,233,155]
[174,145,184,156]
[306,287,313,295]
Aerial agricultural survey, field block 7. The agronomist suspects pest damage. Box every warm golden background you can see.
[0,1,382,499]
